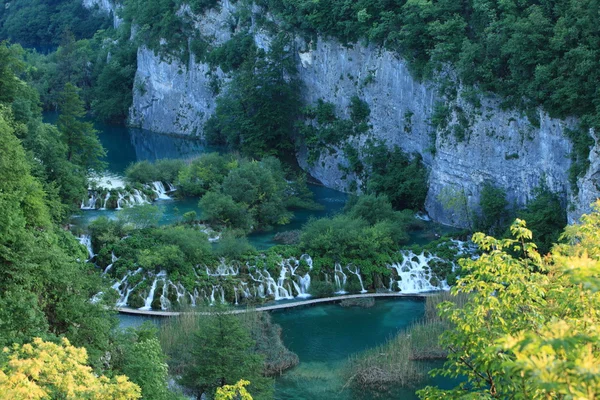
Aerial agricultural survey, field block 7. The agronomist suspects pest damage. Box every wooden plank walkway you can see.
[116,292,438,317]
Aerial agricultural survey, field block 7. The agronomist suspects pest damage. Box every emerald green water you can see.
[118,298,450,399]
[55,116,348,245]
[271,299,434,400]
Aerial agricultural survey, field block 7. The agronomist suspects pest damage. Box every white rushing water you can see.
[387,250,452,294]
[152,181,171,199]
[334,263,348,294]
[79,235,94,260]
[80,174,176,210]
[106,244,467,310]
[139,271,167,310]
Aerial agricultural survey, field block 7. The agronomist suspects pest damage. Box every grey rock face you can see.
[128,7,598,226]
[82,0,121,28]
[129,2,238,135]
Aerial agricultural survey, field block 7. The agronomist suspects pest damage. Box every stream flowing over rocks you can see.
[86,240,472,311]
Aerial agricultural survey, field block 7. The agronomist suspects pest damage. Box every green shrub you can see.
[308,280,335,298]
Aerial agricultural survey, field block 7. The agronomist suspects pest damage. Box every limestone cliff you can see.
[127,3,597,226]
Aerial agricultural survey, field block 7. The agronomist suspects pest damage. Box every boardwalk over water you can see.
[117,292,437,317]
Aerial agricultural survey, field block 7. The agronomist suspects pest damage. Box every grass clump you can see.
[345,292,468,391]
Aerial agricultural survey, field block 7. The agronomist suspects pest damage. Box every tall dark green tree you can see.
[181,309,273,400]
[206,35,301,158]
[57,82,106,171]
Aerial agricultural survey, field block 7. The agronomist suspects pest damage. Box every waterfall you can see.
[346,265,367,293]
[206,261,239,276]
[415,211,431,221]
[152,181,171,200]
[334,263,347,294]
[100,192,110,210]
[80,193,98,210]
[113,268,143,307]
[167,182,177,192]
[160,282,171,310]
[210,286,216,305]
[130,189,150,206]
[387,251,452,294]
[289,262,311,298]
[300,254,314,270]
[220,286,226,304]
[190,288,200,307]
[90,291,103,304]
[79,235,94,260]
[116,192,125,210]
[103,252,118,274]
[234,287,239,305]
[251,268,293,300]
[139,271,166,310]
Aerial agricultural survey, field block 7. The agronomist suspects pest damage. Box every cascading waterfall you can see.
[160,281,171,310]
[100,192,110,210]
[387,251,451,294]
[300,254,314,270]
[152,181,171,200]
[79,235,94,260]
[334,263,348,294]
[139,271,166,310]
[206,261,239,276]
[81,193,98,210]
[289,262,311,298]
[81,178,177,211]
[209,286,216,305]
[103,252,118,274]
[105,245,467,311]
[346,265,367,293]
[90,291,103,304]
[130,189,149,206]
[116,192,125,210]
[113,268,144,307]
[250,269,294,300]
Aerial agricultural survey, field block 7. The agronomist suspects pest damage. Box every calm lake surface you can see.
[118,298,451,399]
[49,115,348,248]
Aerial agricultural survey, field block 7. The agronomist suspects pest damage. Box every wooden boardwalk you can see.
[116,292,437,317]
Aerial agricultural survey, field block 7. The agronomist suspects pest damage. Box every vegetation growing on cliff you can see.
[0,0,111,46]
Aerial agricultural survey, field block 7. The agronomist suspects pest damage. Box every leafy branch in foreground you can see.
[419,208,600,399]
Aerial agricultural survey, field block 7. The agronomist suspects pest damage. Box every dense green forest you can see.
[0,0,111,46]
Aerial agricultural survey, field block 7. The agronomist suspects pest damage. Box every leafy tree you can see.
[57,82,106,171]
[516,187,566,255]
[205,34,301,158]
[0,0,111,46]
[178,153,237,197]
[475,183,509,235]
[0,338,141,399]
[181,308,273,399]
[363,143,428,210]
[200,191,253,231]
[418,211,600,398]
[220,158,292,230]
[125,160,159,184]
[110,324,182,400]
[215,380,253,400]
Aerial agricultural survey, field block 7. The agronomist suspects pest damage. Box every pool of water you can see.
[271,298,436,399]
[117,298,451,399]
[51,114,349,247]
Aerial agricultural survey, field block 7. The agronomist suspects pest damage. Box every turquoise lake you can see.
[66,117,455,399]
[55,116,348,248]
